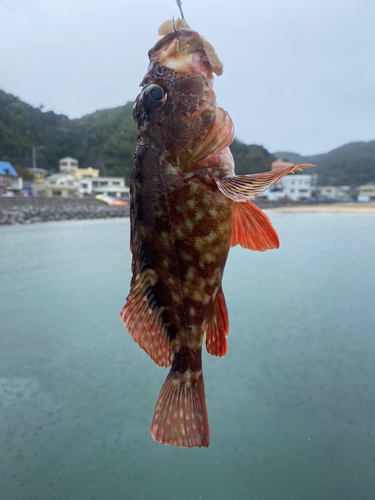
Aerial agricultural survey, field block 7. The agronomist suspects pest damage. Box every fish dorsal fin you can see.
[215,164,315,202]
[231,201,279,252]
[120,251,172,368]
[205,286,229,357]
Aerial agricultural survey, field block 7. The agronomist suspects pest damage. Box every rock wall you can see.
[0,203,129,226]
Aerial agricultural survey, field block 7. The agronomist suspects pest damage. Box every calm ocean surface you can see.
[1,214,375,500]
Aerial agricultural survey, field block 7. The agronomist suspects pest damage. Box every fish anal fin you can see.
[215,164,315,202]
[231,201,279,252]
[120,269,172,368]
[205,287,229,357]
[151,369,209,448]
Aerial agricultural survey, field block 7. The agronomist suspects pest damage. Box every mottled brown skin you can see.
[131,64,234,371]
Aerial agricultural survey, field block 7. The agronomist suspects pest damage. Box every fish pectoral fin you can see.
[231,201,279,252]
[120,269,172,368]
[205,286,229,357]
[214,164,315,202]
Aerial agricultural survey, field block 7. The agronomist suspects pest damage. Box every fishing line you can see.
[175,0,185,19]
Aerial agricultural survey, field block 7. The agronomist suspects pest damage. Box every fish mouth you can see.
[148,19,223,77]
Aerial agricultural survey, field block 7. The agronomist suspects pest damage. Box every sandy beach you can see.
[267,202,375,214]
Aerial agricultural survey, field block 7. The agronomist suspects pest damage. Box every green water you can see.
[1,215,375,500]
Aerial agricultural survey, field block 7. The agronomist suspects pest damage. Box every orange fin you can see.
[205,286,229,357]
[151,370,209,448]
[231,201,279,252]
[120,268,172,368]
[215,164,315,202]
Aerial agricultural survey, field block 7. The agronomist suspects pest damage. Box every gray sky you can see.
[1,0,374,155]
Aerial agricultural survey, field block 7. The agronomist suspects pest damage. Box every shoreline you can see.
[1,202,375,227]
[265,202,375,214]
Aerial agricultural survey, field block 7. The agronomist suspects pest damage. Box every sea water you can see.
[1,214,375,500]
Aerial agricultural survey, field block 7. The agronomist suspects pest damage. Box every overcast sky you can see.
[1,0,374,155]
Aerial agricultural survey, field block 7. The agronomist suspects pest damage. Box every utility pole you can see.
[32,146,37,171]
[31,145,44,179]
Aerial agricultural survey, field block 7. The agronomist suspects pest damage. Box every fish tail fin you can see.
[151,365,209,448]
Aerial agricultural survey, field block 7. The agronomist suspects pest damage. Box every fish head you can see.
[133,19,234,171]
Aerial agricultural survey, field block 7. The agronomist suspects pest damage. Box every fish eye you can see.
[143,84,166,111]
[149,85,164,102]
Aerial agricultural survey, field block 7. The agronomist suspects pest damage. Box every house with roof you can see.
[0,161,23,196]
[58,157,100,180]
[358,183,375,201]
[2,156,49,183]
[32,172,79,198]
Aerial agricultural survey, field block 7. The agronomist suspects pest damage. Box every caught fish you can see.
[120,17,312,448]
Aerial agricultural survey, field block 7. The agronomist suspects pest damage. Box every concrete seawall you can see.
[0,198,130,226]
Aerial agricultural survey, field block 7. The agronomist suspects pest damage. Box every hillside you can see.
[274,141,375,186]
[0,89,137,180]
[0,88,275,182]
[3,88,374,187]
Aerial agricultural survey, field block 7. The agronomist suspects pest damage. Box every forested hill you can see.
[274,141,375,187]
[0,88,274,182]
[0,89,137,179]
[5,88,375,186]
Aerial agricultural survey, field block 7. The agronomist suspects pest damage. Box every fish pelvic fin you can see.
[231,201,279,252]
[214,164,315,202]
[151,357,209,448]
[205,286,229,357]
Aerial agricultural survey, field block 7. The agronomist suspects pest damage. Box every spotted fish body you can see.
[121,18,312,447]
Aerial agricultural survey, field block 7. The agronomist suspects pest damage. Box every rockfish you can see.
[120,18,312,447]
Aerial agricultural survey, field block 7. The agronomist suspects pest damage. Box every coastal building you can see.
[281,175,312,200]
[58,157,100,180]
[1,156,49,183]
[0,161,23,196]
[262,174,312,201]
[27,168,49,184]
[80,177,129,199]
[318,186,351,200]
[59,157,79,173]
[32,173,79,198]
[358,183,375,200]
[71,166,99,180]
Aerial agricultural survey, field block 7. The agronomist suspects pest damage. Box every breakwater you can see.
[0,198,129,226]
[0,197,306,226]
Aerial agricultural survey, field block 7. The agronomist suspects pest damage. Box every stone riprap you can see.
[0,203,130,226]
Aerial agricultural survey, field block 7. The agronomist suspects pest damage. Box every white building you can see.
[47,173,78,186]
[59,157,79,173]
[283,175,312,200]
[318,186,350,199]
[33,172,79,197]
[80,177,129,199]
[263,174,312,201]
[358,183,375,200]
